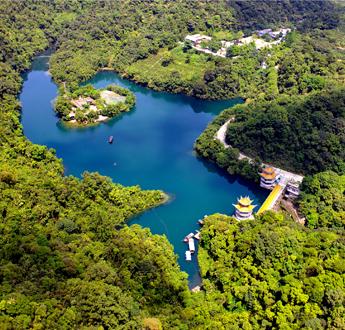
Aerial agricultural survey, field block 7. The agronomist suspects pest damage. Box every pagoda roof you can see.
[262,166,276,174]
[237,196,254,207]
[260,172,278,180]
[233,204,256,213]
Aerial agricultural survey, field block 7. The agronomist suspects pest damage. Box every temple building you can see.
[233,196,256,220]
[260,166,279,189]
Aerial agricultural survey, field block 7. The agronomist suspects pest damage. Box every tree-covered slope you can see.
[194,212,345,329]
[0,1,189,328]
[228,0,340,32]
[47,0,344,100]
[225,88,345,175]
[299,171,345,229]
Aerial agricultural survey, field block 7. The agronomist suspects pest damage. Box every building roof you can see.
[257,184,283,215]
[185,34,212,43]
[260,172,278,180]
[71,97,95,109]
[263,166,275,174]
[237,196,254,207]
[260,166,278,180]
[233,204,256,213]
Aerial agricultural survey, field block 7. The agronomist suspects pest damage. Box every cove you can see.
[20,56,268,287]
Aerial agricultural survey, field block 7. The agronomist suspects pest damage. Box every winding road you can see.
[215,119,304,184]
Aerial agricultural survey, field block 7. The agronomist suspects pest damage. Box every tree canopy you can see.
[0,0,344,328]
[225,88,345,175]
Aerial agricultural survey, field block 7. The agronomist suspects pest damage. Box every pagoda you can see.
[233,196,256,220]
[260,166,279,189]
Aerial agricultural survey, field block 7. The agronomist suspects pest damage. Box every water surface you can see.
[21,57,268,286]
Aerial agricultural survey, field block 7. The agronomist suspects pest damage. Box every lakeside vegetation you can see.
[0,1,188,327]
[196,212,345,329]
[194,107,261,182]
[225,88,345,175]
[55,84,135,125]
[0,0,344,328]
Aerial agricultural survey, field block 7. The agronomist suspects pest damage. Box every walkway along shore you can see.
[215,119,304,214]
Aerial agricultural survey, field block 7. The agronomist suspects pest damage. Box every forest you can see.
[225,88,345,175]
[46,0,345,101]
[196,212,344,329]
[0,0,344,328]
[299,171,345,229]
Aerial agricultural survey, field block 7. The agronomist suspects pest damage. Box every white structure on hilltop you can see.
[185,34,212,47]
[184,28,292,59]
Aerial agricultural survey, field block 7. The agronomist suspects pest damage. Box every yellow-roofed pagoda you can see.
[259,166,280,189]
[233,196,256,220]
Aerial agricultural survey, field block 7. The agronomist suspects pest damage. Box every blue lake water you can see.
[20,56,268,287]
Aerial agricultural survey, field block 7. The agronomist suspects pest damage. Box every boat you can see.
[194,231,201,240]
[188,238,195,253]
[198,219,204,226]
[183,232,194,242]
[108,136,114,144]
[185,250,192,261]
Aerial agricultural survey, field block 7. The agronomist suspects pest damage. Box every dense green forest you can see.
[228,0,340,32]
[196,212,345,329]
[194,106,261,182]
[0,0,344,328]
[126,26,345,100]
[225,89,345,175]
[0,1,189,328]
[47,0,344,100]
[299,171,345,229]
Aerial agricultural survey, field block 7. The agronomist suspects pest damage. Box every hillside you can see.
[0,0,344,328]
[225,89,345,175]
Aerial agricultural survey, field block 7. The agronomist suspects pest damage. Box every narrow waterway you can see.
[20,56,268,287]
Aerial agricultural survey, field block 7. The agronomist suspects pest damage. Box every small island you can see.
[54,84,135,126]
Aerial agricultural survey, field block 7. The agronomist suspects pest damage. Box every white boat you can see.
[194,231,201,240]
[188,238,195,253]
[185,250,192,261]
[184,232,194,242]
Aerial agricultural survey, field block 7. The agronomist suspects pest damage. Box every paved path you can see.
[215,119,304,183]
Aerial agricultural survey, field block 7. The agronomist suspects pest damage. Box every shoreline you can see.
[215,119,304,182]
[60,116,110,128]
[100,67,240,102]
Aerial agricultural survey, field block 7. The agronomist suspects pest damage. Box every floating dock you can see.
[185,250,192,261]
[184,232,194,242]
[188,238,195,253]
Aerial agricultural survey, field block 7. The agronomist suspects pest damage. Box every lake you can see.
[20,56,268,287]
